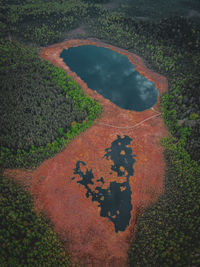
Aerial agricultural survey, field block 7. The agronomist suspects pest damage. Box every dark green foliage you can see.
[0,0,199,265]
[86,6,200,266]
[0,175,71,266]
[129,138,200,266]
[0,0,89,45]
[0,40,86,151]
[120,0,200,22]
[0,40,102,168]
[88,10,200,52]
[88,11,200,162]
[83,0,109,3]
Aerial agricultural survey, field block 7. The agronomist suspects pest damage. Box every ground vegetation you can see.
[0,0,200,266]
[85,6,200,266]
[0,175,71,266]
[88,11,200,163]
[0,40,101,168]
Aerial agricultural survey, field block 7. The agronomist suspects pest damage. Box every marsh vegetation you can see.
[0,0,200,266]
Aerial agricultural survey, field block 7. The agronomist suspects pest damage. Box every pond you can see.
[71,135,136,233]
[60,45,159,111]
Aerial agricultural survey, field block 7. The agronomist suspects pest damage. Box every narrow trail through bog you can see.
[3,39,169,267]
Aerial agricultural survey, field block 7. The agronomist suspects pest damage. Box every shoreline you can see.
[4,39,169,267]
[40,38,168,112]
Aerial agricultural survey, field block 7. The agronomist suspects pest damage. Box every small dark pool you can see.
[71,135,136,233]
[60,45,158,111]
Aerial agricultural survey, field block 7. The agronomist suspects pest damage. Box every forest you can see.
[0,0,200,266]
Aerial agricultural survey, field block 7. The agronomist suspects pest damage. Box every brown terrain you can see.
[3,39,168,267]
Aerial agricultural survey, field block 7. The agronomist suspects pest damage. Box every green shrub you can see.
[87,8,200,266]
[189,112,199,120]
[0,175,71,266]
[0,40,102,169]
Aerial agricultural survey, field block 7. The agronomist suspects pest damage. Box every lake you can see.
[60,45,158,112]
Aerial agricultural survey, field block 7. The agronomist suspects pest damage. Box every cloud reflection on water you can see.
[61,45,158,111]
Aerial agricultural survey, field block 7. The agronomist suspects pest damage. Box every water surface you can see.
[60,45,158,111]
[71,135,136,233]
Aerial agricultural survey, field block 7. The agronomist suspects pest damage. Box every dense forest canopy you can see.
[0,40,87,152]
[0,175,71,266]
[0,0,200,266]
[120,0,200,20]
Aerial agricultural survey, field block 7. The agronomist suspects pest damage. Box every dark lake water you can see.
[60,45,158,111]
[71,135,136,233]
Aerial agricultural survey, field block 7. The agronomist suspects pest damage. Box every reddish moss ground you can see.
[3,39,168,267]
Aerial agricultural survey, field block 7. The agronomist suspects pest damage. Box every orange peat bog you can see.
[4,39,168,267]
